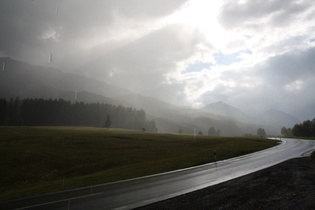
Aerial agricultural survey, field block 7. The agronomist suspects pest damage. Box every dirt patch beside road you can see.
[137,156,315,210]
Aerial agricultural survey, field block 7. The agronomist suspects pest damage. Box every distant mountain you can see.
[257,109,300,127]
[199,102,302,135]
[255,109,300,134]
[112,95,261,135]
[289,103,315,122]
[200,101,249,122]
[0,57,130,101]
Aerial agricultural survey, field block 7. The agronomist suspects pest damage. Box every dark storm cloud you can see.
[255,47,315,115]
[0,0,197,105]
[0,0,109,62]
[256,47,315,86]
[0,0,188,64]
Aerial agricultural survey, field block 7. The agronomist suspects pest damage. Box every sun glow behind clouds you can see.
[163,0,315,109]
[167,0,225,49]
[165,0,236,106]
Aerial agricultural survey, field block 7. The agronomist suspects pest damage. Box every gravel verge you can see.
[137,156,315,210]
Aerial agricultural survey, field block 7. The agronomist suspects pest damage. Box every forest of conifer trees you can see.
[0,98,158,132]
[291,118,315,137]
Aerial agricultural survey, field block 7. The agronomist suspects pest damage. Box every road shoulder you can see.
[137,156,315,210]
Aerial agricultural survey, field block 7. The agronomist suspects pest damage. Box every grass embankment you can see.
[0,126,279,201]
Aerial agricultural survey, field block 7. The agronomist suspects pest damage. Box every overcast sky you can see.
[0,0,315,119]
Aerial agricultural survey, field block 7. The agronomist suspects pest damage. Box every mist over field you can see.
[1,0,315,135]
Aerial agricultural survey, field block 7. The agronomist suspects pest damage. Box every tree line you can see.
[281,118,315,137]
[0,98,158,132]
[177,126,221,136]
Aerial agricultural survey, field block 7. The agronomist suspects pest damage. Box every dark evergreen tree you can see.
[104,115,112,128]
[292,118,315,137]
[0,98,7,125]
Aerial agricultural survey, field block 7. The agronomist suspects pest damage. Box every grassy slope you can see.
[285,136,315,140]
[0,126,279,201]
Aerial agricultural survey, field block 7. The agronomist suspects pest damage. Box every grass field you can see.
[0,126,279,201]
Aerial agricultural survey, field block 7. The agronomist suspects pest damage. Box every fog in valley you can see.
[1,0,315,136]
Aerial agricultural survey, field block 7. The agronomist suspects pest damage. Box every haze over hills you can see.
[0,57,130,101]
[200,101,250,122]
[199,102,301,134]
[256,109,300,129]
[0,57,303,135]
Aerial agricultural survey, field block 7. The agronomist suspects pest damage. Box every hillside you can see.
[0,57,130,101]
[0,57,301,136]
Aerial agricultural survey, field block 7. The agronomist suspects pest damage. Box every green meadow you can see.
[0,126,279,201]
